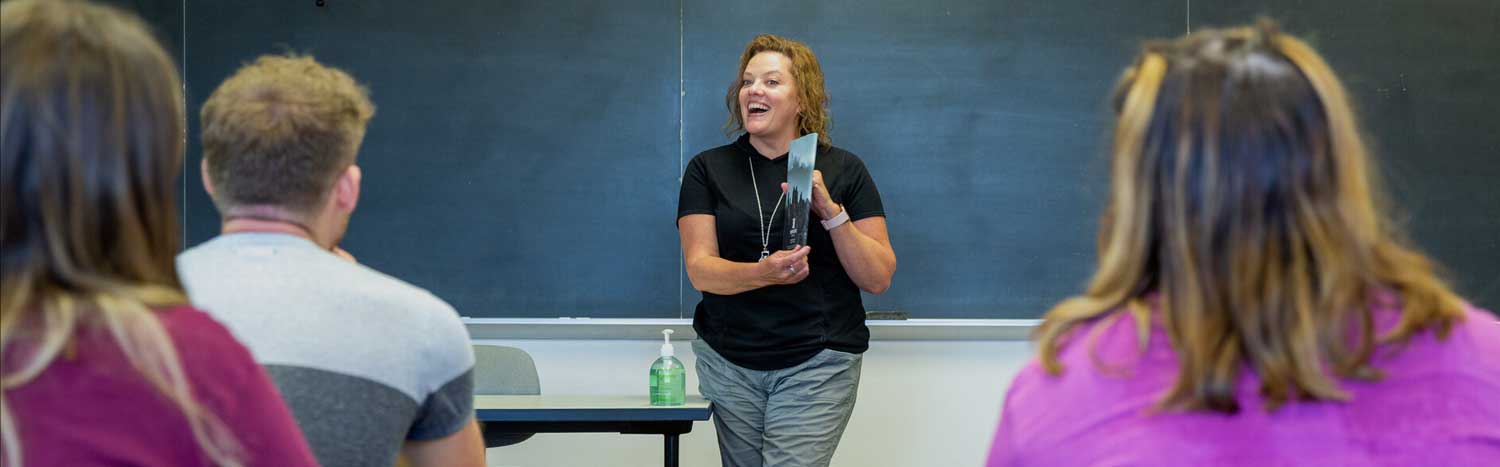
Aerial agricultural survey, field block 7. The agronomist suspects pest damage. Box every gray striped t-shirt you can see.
[178,233,474,467]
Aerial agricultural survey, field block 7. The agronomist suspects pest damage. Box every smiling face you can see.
[738,51,802,142]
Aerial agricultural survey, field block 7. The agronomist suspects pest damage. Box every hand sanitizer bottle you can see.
[649,329,686,406]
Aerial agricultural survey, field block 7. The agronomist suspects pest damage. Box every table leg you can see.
[664,433,679,467]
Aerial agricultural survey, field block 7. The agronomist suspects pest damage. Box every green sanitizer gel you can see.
[649,329,686,406]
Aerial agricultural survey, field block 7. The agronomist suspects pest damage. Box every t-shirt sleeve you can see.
[678,154,717,220]
[171,309,320,467]
[408,369,476,440]
[838,156,885,221]
[408,299,477,441]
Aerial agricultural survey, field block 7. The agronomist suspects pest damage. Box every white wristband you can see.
[820,206,850,231]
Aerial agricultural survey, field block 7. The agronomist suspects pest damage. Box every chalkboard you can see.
[129,0,1500,318]
[180,0,684,318]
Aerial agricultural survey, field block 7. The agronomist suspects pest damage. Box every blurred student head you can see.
[1038,20,1466,413]
[1,0,242,464]
[199,53,375,246]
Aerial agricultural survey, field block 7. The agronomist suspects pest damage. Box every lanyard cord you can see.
[748,156,784,261]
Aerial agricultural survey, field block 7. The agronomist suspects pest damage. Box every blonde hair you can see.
[1,0,242,465]
[1036,20,1466,413]
[201,54,375,216]
[724,34,832,147]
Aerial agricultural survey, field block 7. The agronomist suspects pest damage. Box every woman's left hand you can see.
[782,171,896,294]
[784,170,842,219]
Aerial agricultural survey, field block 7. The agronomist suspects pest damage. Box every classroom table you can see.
[474,394,713,467]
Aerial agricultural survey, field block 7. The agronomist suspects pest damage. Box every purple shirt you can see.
[989,299,1500,467]
[6,306,318,466]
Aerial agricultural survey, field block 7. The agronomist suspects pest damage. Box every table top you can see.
[475,395,712,422]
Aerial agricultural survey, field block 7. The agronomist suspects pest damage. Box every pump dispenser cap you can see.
[660,329,675,357]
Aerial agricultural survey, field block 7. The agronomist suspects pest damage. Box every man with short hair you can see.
[178,54,484,467]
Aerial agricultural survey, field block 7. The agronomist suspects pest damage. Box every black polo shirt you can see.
[678,134,885,371]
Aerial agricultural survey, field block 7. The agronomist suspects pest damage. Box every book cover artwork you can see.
[783,133,818,248]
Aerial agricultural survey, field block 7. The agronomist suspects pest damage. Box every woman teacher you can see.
[677,34,897,467]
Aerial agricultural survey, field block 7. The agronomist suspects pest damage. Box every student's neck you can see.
[748,132,796,160]
[221,206,327,248]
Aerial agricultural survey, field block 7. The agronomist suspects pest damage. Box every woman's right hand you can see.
[757,246,811,285]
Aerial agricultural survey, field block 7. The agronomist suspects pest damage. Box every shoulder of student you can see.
[342,261,475,365]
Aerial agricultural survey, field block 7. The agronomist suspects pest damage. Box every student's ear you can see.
[200,158,216,197]
[334,164,361,214]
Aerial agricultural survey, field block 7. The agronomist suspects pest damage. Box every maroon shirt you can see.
[6,305,318,466]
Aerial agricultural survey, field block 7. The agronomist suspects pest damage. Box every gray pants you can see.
[693,340,862,467]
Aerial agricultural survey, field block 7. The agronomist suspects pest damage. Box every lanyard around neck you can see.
[748,157,785,261]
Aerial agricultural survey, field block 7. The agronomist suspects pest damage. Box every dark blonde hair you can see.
[201,54,375,217]
[1036,20,1466,414]
[724,34,831,146]
[1,0,241,465]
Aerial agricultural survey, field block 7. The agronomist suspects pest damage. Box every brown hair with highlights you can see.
[1035,20,1466,414]
[724,34,831,146]
[200,54,375,217]
[1,0,242,465]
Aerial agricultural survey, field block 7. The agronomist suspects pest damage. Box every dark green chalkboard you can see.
[115,0,1500,318]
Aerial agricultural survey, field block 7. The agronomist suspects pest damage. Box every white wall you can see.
[477,338,1034,467]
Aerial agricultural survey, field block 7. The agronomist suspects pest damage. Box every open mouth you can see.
[748,103,770,116]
